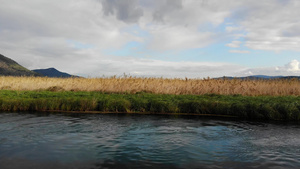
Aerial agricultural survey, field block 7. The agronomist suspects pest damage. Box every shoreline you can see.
[40,109,240,118]
[0,90,299,121]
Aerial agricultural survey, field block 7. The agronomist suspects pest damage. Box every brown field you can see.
[0,76,299,96]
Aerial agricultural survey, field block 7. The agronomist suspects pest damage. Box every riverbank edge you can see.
[40,110,240,118]
[0,90,299,121]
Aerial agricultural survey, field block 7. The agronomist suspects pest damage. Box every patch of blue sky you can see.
[136,43,231,63]
[248,50,300,67]
[66,40,94,49]
[104,41,144,57]
[166,41,265,68]
[122,24,150,38]
[220,46,300,68]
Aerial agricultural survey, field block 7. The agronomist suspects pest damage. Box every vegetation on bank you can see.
[1,76,300,96]
[0,90,299,121]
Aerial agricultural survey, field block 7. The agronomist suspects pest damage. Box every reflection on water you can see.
[0,112,299,169]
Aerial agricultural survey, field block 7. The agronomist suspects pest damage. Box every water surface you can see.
[0,112,299,169]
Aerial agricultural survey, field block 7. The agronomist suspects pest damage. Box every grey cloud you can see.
[276,0,292,5]
[101,0,143,23]
[152,0,183,22]
[282,24,300,37]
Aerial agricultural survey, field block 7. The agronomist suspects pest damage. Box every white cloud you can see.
[76,59,300,78]
[237,60,300,77]
[74,57,245,78]
[234,0,300,51]
[285,60,300,72]
[146,26,215,51]
[138,0,233,51]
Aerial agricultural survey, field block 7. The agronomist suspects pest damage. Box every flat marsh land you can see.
[1,76,299,96]
[0,76,299,121]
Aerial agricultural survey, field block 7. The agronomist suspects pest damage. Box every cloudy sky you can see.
[0,0,300,78]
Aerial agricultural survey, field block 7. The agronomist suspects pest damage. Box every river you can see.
[0,112,299,169]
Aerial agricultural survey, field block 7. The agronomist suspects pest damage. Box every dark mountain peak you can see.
[42,67,58,71]
[32,68,79,78]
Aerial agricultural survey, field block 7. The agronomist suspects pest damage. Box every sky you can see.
[0,0,300,78]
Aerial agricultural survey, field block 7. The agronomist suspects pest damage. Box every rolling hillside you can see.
[0,54,39,76]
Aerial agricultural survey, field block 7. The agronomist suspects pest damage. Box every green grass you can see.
[0,90,300,121]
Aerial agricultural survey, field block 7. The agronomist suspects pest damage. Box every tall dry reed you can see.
[0,76,299,96]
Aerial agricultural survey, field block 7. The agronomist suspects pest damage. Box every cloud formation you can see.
[229,0,300,51]
[0,0,299,78]
[239,60,300,77]
[73,58,300,78]
[75,57,245,78]
[285,60,300,72]
[101,0,144,23]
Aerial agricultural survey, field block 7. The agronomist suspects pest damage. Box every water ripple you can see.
[0,112,299,169]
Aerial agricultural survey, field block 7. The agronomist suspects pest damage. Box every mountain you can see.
[0,54,78,78]
[32,68,78,78]
[0,54,39,76]
[218,75,300,80]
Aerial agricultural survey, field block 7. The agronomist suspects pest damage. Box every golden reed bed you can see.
[0,76,299,96]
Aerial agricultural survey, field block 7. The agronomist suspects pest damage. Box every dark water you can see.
[0,112,299,169]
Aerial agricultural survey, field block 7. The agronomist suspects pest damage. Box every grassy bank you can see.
[1,76,299,96]
[0,90,299,121]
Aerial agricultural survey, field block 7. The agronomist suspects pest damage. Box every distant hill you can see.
[32,68,78,78]
[0,54,39,76]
